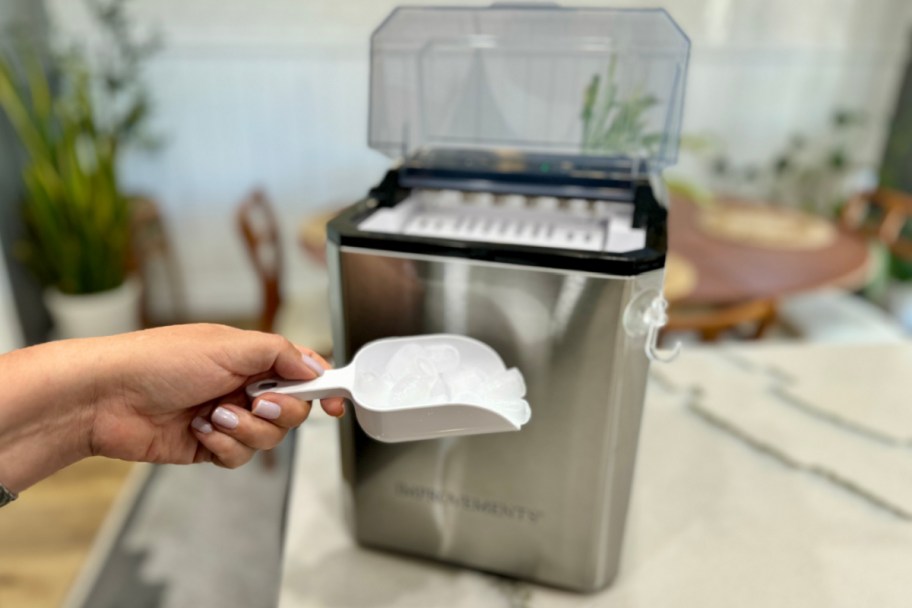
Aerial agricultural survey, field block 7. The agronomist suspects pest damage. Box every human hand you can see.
[90,324,345,468]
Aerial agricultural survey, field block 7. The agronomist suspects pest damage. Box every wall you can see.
[44,0,912,318]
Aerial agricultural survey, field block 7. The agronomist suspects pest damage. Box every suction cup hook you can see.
[623,289,680,363]
[643,297,680,363]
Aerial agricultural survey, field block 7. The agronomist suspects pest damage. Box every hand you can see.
[91,324,345,468]
[0,324,344,493]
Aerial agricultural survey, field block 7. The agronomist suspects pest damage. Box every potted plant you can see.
[0,0,157,339]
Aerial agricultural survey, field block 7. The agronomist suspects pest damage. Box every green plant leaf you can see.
[0,56,52,160]
[0,0,154,294]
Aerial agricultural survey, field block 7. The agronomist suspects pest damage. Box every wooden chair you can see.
[768,188,910,343]
[129,196,186,327]
[841,187,912,257]
[237,191,288,471]
[236,191,283,333]
[235,190,333,355]
[665,298,778,343]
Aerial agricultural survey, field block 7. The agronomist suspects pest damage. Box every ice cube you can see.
[492,399,528,414]
[438,190,463,207]
[357,370,378,386]
[567,198,590,216]
[480,368,526,400]
[501,194,526,209]
[491,399,532,425]
[533,196,559,211]
[389,372,437,407]
[355,371,389,403]
[356,370,380,391]
[429,378,450,404]
[416,357,438,377]
[426,343,460,374]
[467,192,494,207]
[384,343,427,381]
[443,366,488,397]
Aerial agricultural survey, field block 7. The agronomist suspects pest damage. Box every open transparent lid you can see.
[369,4,690,171]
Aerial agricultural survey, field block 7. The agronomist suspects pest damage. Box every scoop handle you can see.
[246,365,355,401]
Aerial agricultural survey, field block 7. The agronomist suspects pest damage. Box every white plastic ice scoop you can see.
[246,334,531,443]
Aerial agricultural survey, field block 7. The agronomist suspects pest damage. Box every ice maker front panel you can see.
[332,243,663,591]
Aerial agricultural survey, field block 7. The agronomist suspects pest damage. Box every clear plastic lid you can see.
[369,4,690,170]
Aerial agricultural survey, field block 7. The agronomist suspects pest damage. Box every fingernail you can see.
[191,416,213,434]
[302,354,325,377]
[212,406,239,430]
[253,399,282,420]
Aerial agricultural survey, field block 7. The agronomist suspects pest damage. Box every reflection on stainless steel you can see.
[552,274,589,336]
[441,263,470,335]
[332,244,663,591]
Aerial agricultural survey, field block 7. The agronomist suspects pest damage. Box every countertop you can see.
[278,342,912,607]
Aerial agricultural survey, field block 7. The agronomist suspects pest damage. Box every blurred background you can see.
[1,0,911,606]
[2,0,912,348]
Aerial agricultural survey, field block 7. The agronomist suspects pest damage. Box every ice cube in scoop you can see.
[384,343,427,382]
[480,368,526,400]
[389,372,437,407]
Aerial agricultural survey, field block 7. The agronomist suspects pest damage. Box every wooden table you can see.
[668,196,870,305]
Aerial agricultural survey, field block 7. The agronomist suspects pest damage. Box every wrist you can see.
[0,340,100,494]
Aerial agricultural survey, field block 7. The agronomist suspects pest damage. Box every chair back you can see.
[841,188,912,259]
[130,196,186,326]
[237,190,283,332]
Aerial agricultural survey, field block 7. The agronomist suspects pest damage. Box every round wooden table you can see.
[667,197,871,306]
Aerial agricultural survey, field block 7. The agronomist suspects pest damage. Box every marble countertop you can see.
[279,342,912,607]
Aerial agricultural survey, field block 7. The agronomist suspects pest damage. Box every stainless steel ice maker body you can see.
[327,176,667,591]
[319,3,689,592]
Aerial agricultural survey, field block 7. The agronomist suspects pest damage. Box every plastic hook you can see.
[643,296,681,363]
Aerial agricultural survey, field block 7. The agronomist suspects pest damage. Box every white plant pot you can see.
[44,276,142,339]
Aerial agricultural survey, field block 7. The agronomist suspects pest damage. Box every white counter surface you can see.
[279,342,912,607]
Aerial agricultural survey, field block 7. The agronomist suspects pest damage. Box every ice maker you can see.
[326,4,689,592]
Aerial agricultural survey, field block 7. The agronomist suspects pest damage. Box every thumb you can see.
[234,330,324,381]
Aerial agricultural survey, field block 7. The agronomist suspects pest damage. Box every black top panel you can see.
[327,167,666,277]
[400,148,648,200]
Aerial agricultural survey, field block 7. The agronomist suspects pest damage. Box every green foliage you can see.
[890,220,912,282]
[0,0,158,294]
[0,55,127,294]
[580,59,661,157]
